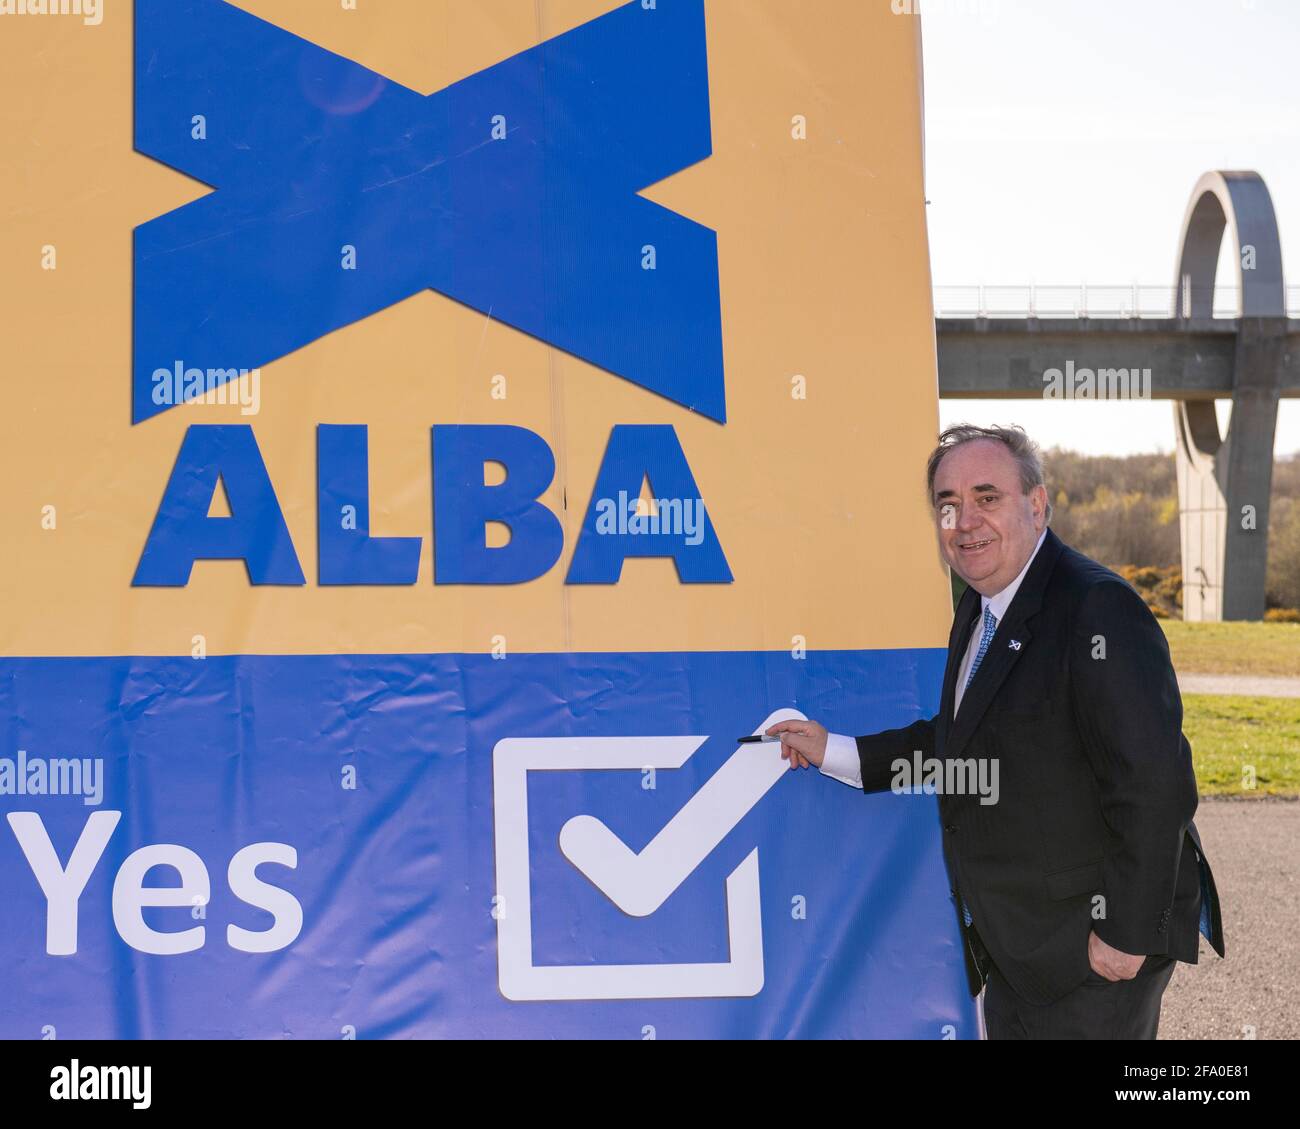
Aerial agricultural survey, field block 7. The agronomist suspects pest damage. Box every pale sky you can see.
[921,0,1300,455]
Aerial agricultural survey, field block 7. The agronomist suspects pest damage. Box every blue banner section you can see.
[133,0,725,423]
[0,650,974,1039]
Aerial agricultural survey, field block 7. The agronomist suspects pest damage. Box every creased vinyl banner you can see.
[0,1,974,1038]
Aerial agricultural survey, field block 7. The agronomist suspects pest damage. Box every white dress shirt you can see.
[820,529,1049,788]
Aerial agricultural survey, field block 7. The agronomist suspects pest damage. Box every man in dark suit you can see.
[770,424,1224,1039]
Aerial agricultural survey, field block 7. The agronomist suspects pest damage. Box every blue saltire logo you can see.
[132,0,724,424]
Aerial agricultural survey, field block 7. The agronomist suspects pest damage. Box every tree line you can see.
[1042,449,1300,618]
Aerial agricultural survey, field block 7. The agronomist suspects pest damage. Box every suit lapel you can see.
[940,585,981,743]
[944,530,1065,761]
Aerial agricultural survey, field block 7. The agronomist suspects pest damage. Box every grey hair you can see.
[925,424,1053,523]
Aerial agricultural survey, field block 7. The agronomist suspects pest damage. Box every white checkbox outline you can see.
[492,708,806,1001]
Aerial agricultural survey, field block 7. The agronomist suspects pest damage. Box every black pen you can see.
[736,734,783,743]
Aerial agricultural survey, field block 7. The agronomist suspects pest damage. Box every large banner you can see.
[0,0,974,1038]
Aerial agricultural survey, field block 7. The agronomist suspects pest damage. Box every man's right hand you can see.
[766,719,829,770]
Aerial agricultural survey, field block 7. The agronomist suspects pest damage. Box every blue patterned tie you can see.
[965,606,999,694]
[959,606,998,927]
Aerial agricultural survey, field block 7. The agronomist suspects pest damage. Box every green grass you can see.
[1160,620,1300,677]
[1184,694,1300,796]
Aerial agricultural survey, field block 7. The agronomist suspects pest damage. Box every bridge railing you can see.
[933,284,1300,319]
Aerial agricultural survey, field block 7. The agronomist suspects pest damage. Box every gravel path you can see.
[1179,675,1300,698]
[1159,797,1299,1040]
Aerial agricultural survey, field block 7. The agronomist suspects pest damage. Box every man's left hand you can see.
[1088,930,1145,981]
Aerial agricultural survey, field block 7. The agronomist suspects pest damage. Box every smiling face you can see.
[931,439,1048,597]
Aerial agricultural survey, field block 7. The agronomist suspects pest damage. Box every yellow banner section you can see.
[0,0,947,657]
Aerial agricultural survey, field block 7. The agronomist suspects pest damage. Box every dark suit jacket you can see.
[854,529,1225,1005]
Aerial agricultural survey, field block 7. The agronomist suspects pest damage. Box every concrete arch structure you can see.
[1173,172,1287,620]
[935,170,1299,620]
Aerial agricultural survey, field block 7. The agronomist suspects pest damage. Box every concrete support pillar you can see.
[1174,401,1226,621]
[1172,172,1286,621]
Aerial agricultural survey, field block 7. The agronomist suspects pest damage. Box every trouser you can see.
[983,953,1178,1040]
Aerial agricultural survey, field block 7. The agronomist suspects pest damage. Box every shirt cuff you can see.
[819,732,863,789]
